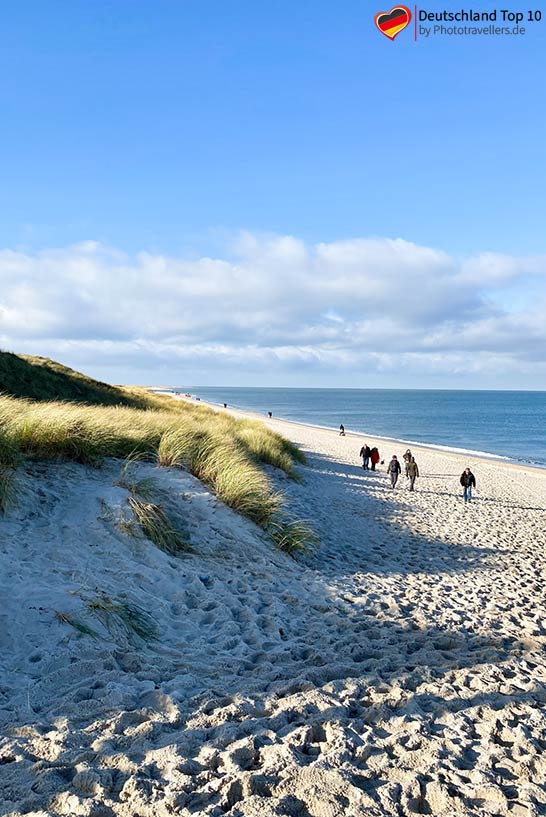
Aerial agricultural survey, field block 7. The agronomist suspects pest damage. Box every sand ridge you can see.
[1,409,546,816]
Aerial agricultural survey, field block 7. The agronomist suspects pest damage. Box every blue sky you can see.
[1,1,545,387]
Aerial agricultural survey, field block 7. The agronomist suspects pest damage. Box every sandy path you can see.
[1,404,546,816]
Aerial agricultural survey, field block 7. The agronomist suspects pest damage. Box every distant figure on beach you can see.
[339,424,345,436]
[370,447,380,471]
[223,403,227,408]
[268,411,272,418]
[460,467,476,502]
[407,456,419,491]
[387,455,401,488]
[359,444,371,470]
[403,448,412,477]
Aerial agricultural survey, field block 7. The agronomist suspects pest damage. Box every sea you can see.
[174,388,546,469]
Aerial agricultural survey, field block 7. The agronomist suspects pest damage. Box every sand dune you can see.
[1,410,546,816]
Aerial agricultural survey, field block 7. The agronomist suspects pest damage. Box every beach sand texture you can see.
[1,407,546,817]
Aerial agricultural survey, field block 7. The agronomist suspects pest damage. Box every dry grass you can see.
[55,594,158,643]
[268,516,319,556]
[0,468,15,514]
[157,426,282,526]
[0,388,312,552]
[54,610,101,639]
[0,432,19,513]
[86,593,158,641]
[116,454,157,500]
[128,497,192,555]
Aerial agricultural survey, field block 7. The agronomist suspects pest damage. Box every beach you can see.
[2,400,546,816]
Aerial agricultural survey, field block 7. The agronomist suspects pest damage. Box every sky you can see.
[1,0,545,388]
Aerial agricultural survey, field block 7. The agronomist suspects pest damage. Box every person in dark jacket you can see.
[359,444,371,470]
[403,448,412,477]
[460,467,476,502]
[407,457,419,491]
[339,424,345,436]
[387,455,401,488]
[370,447,380,471]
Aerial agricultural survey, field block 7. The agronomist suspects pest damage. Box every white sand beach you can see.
[2,403,546,817]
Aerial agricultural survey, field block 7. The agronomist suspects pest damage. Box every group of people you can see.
[360,447,420,491]
[358,444,381,471]
[355,438,477,501]
[385,449,421,491]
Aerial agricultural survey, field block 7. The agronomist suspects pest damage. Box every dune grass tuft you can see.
[234,423,298,475]
[0,432,19,513]
[0,466,15,514]
[55,610,101,639]
[128,497,192,555]
[116,454,157,500]
[157,425,283,526]
[268,515,318,556]
[87,593,158,641]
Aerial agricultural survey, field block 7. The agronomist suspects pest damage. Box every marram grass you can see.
[268,516,318,556]
[0,388,316,554]
[86,593,158,641]
[157,426,283,526]
[55,610,101,640]
[0,431,19,513]
[0,470,15,514]
[55,594,158,643]
[116,454,157,500]
[128,497,192,555]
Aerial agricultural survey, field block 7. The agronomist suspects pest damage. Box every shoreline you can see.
[154,389,546,479]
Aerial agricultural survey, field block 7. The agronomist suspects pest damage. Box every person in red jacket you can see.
[370,447,380,471]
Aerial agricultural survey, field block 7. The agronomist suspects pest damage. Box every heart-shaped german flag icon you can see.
[374,5,412,39]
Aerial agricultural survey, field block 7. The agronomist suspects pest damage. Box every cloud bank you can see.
[1,234,545,387]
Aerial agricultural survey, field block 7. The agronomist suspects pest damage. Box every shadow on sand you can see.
[1,451,542,817]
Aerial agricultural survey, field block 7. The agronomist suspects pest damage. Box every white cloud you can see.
[0,234,545,385]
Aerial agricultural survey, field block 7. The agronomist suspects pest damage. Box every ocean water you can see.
[177,387,546,468]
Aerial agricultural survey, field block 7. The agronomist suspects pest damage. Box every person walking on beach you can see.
[339,424,345,436]
[460,467,476,502]
[268,411,272,418]
[407,456,419,491]
[359,444,371,470]
[387,455,401,488]
[403,448,412,477]
[370,447,380,471]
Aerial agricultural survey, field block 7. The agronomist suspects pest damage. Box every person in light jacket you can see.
[407,456,419,491]
[387,455,401,488]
